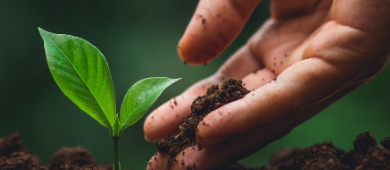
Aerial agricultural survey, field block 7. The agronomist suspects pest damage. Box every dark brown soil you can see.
[155,79,390,170]
[260,132,390,170]
[156,79,251,167]
[0,133,47,170]
[0,133,113,170]
[48,147,112,170]
[382,137,390,150]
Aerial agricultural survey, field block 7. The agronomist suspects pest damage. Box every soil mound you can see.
[0,133,113,170]
[0,133,47,170]
[48,147,111,170]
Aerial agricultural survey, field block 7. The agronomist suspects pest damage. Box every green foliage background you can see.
[0,1,389,169]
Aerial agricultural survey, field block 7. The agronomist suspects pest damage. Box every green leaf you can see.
[39,28,116,130]
[120,77,180,130]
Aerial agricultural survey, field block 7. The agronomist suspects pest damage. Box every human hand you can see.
[144,0,390,169]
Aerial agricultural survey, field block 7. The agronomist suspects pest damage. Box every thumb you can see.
[178,0,261,65]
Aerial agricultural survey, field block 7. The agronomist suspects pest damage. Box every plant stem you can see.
[113,137,120,170]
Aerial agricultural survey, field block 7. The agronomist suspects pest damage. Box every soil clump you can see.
[156,79,250,167]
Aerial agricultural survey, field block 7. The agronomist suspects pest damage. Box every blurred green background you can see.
[0,1,389,169]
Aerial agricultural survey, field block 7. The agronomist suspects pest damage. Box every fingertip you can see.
[144,95,194,142]
[196,129,224,148]
[196,109,229,148]
[146,152,170,170]
[178,0,260,65]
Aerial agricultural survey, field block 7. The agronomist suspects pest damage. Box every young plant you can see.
[38,28,180,170]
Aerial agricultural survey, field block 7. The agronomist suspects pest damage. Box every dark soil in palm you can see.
[0,133,113,170]
[156,79,251,168]
[155,79,390,170]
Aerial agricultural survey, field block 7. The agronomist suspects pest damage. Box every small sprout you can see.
[39,28,180,170]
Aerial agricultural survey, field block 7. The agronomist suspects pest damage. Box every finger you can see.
[144,45,264,141]
[330,0,390,39]
[178,0,261,65]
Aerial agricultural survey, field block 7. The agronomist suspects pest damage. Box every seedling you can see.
[38,28,179,170]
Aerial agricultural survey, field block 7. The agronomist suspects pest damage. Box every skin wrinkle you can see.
[228,0,260,19]
[271,0,323,19]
